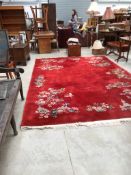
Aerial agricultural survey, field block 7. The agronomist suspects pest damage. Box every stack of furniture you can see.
[0,6,30,65]
[0,6,27,36]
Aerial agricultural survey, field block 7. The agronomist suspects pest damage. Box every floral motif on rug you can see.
[21,56,131,127]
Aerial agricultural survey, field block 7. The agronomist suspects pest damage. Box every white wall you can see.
[98,2,131,15]
[2,0,131,24]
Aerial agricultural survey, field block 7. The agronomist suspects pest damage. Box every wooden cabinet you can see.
[9,43,30,66]
[34,31,55,53]
[0,6,27,36]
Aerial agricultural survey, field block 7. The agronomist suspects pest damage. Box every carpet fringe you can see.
[20,118,131,131]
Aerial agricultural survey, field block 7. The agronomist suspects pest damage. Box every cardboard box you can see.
[92,48,107,55]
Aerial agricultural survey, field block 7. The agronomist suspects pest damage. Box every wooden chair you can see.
[107,34,131,62]
[30,5,49,32]
[26,30,37,51]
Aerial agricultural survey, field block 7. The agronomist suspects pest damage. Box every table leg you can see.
[20,83,24,100]
[10,115,18,136]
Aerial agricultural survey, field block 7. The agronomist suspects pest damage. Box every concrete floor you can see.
[0,48,131,175]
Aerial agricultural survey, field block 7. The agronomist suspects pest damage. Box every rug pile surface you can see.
[21,56,131,127]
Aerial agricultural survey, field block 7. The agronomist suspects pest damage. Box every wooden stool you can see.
[67,41,81,57]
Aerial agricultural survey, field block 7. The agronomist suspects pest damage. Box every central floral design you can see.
[35,88,79,118]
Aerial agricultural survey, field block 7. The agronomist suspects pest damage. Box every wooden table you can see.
[120,36,131,42]
[34,31,55,53]
[0,79,21,145]
[99,29,126,46]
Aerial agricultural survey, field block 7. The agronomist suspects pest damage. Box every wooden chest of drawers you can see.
[9,43,30,66]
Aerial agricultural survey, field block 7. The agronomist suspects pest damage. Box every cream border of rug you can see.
[20,117,131,130]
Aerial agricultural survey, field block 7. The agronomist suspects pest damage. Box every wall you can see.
[2,0,91,24]
[2,0,131,24]
[49,0,90,25]
[98,2,131,15]
[49,0,131,24]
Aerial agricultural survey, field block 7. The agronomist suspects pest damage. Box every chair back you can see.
[43,5,48,23]
[30,6,39,20]
[30,6,49,31]
[0,30,9,66]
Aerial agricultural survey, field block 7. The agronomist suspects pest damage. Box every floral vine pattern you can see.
[35,88,79,118]
[106,68,131,79]
[38,65,64,71]
[106,82,131,90]
[34,75,45,87]
[120,100,131,111]
[86,102,113,112]
[85,56,111,67]
[120,89,131,99]
[36,58,65,71]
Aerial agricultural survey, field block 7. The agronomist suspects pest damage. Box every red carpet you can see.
[21,56,131,127]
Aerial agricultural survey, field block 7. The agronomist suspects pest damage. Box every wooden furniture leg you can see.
[10,114,18,136]
[20,84,24,100]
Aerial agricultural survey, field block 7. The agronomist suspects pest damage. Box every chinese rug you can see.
[21,56,131,127]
